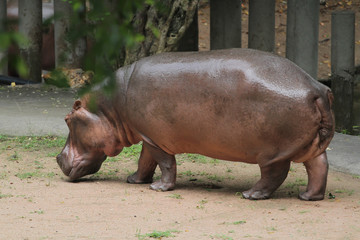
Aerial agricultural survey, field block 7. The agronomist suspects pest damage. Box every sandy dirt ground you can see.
[0,137,360,240]
[1,1,360,240]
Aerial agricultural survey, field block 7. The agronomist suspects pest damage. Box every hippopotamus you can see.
[56,48,335,201]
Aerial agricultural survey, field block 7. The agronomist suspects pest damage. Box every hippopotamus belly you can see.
[57,48,334,201]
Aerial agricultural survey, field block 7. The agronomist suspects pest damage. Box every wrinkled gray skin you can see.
[57,49,335,201]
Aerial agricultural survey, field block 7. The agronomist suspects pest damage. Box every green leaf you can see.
[149,25,160,38]
[72,2,83,11]
[134,34,145,43]
[145,0,154,5]
[12,32,29,47]
[15,58,29,78]
[0,34,11,49]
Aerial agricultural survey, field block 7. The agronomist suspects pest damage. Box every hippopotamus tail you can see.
[292,89,334,163]
[307,89,335,157]
[317,89,335,151]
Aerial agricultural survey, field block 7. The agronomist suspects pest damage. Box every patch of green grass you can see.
[226,175,235,180]
[30,209,44,214]
[197,199,208,209]
[179,170,222,180]
[0,193,13,199]
[221,220,246,225]
[199,171,209,176]
[0,135,9,142]
[186,153,208,162]
[46,172,56,178]
[90,169,119,179]
[47,152,59,157]
[243,234,262,238]
[167,193,183,199]
[341,129,350,134]
[266,227,277,232]
[211,234,233,240]
[35,160,44,169]
[153,174,160,182]
[285,178,307,189]
[0,135,66,151]
[106,156,122,162]
[347,190,355,196]
[0,172,8,180]
[184,154,219,164]
[341,126,360,135]
[294,178,307,185]
[136,229,180,239]
[299,210,310,214]
[15,171,56,180]
[209,159,220,164]
[21,136,65,149]
[122,144,142,158]
[16,172,39,179]
[180,170,195,177]
[207,174,224,182]
[232,220,246,225]
[7,151,21,161]
[235,192,243,197]
[333,189,355,196]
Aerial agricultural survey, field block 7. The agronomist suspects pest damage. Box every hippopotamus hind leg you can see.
[299,152,328,201]
[127,142,158,184]
[242,160,291,200]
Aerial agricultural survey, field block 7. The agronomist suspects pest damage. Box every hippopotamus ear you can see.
[73,100,82,110]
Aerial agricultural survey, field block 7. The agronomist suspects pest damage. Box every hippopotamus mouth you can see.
[56,153,72,177]
[56,151,106,181]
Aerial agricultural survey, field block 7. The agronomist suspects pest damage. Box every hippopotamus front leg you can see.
[299,152,328,201]
[146,143,177,191]
[242,160,291,200]
[127,142,158,184]
[127,141,176,191]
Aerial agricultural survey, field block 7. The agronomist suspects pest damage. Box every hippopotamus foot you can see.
[299,152,328,201]
[242,160,291,200]
[127,142,158,184]
[150,153,176,191]
[150,181,175,191]
[127,172,154,184]
[242,189,271,200]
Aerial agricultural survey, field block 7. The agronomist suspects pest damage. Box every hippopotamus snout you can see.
[56,152,72,177]
[56,147,107,181]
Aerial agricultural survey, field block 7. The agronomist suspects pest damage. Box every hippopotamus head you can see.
[56,100,121,180]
